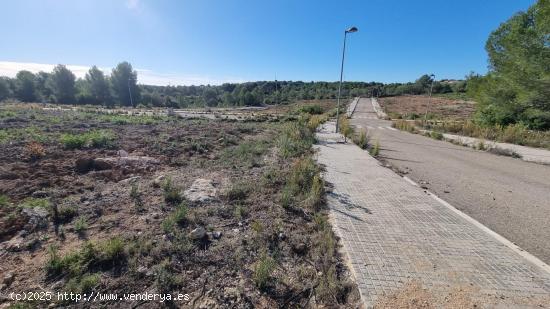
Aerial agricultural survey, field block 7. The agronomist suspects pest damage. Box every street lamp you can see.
[335,26,358,133]
[424,74,435,123]
[128,78,134,108]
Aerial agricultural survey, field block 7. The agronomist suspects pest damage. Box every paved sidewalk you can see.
[315,121,550,308]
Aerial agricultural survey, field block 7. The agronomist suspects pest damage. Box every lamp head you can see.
[346,27,358,33]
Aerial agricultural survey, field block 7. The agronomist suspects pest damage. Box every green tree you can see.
[85,66,111,105]
[111,61,140,106]
[474,0,550,129]
[35,71,52,102]
[0,77,11,101]
[15,70,36,102]
[48,64,76,104]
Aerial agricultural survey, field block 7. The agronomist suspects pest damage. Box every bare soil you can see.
[0,105,359,308]
[378,95,475,120]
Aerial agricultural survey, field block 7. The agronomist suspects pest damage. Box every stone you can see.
[75,158,94,173]
[2,272,15,286]
[183,178,217,203]
[117,149,129,157]
[93,156,160,171]
[31,190,49,198]
[152,175,165,187]
[22,207,49,231]
[119,176,141,184]
[189,227,206,240]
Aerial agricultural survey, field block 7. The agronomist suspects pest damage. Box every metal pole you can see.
[336,31,348,133]
[128,78,134,107]
[424,75,435,123]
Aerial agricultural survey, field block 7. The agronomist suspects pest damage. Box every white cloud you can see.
[0,61,244,86]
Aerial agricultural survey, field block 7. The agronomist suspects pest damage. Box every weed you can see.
[25,141,46,161]
[303,174,324,211]
[338,116,354,142]
[65,273,99,294]
[392,120,417,133]
[307,114,328,131]
[225,181,249,201]
[253,251,276,290]
[162,202,189,233]
[130,183,143,210]
[18,197,50,210]
[60,130,116,149]
[233,204,248,220]
[476,140,486,150]
[298,104,323,115]
[352,129,368,149]
[251,220,264,235]
[278,122,315,158]
[430,131,444,140]
[280,186,293,209]
[74,217,88,235]
[0,194,10,208]
[57,205,77,223]
[369,140,380,157]
[162,177,182,205]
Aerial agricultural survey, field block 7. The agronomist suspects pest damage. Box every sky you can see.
[0,0,536,85]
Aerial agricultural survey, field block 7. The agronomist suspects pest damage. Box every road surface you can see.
[351,98,550,264]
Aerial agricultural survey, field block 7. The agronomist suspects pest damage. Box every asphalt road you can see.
[351,98,550,264]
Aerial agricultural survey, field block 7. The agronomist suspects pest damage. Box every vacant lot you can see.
[0,104,358,308]
[379,95,475,120]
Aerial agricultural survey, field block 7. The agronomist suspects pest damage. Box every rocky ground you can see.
[0,104,359,308]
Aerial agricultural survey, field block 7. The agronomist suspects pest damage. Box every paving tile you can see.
[315,121,550,308]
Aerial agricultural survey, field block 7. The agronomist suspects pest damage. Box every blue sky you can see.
[0,0,535,85]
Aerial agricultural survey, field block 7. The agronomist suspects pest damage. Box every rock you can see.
[119,176,141,184]
[93,156,160,171]
[4,236,25,252]
[278,232,286,240]
[293,243,307,254]
[117,149,129,157]
[22,207,49,231]
[152,175,165,187]
[75,158,94,173]
[183,178,217,203]
[212,231,222,239]
[2,272,15,286]
[31,190,49,198]
[189,227,206,240]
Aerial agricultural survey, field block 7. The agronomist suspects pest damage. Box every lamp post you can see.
[335,26,358,133]
[128,78,134,108]
[424,74,435,123]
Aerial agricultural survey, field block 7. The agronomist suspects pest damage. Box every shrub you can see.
[233,204,248,220]
[253,251,276,290]
[369,140,380,157]
[60,130,116,149]
[307,114,328,131]
[225,181,249,201]
[392,120,416,133]
[353,129,368,149]
[338,116,353,142]
[298,104,323,115]
[74,217,88,235]
[278,122,315,158]
[25,141,46,161]
[19,197,50,210]
[162,202,189,233]
[430,131,444,140]
[0,194,10,208]
[162,177,182,204]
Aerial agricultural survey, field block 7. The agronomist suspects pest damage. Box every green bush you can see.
[253,251,276,290]
[60,130,116,149]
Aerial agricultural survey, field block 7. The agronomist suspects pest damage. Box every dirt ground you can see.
[378,95,475,120]
[0,104,359,308]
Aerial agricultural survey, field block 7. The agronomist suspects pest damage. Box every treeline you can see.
[0,62,466,108]
[0,62,139,107]
[468,0,550,130]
